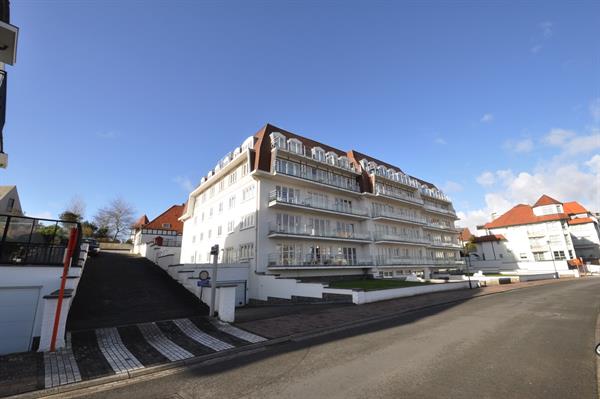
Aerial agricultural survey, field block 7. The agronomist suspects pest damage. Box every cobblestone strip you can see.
[43,333,82,388]
[173,319,234,352]
[137,323,194,362]
[95,327,144,374]
[211,320,266,343]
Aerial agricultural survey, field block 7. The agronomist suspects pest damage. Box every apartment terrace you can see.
[268,190,369,220]
[373,184,425,206]
[268,223,372,243]
[373,233,429,245]
[423,202,457,218]
[267,253,373,269]
[371,208,426,225]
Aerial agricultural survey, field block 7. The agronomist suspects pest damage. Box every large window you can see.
[241,213,255,230]
[242,185,255,201]
[275,185,300,203]
[553,250,566,260]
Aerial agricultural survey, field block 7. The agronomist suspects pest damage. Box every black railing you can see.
[0,214,81,266]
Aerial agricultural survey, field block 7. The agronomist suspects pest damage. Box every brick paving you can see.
[235,278,578,339]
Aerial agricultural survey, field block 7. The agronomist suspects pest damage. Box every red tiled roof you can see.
[459,227,474,241]
[563,201,588,215]
[533,194,562,207]
[568,217,594,226]
[484,204,569,229]
[143,204,185,234]
[472,234,506,243]
[133,215,149,228]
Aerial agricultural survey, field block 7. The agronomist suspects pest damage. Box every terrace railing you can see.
[0,214,81,266]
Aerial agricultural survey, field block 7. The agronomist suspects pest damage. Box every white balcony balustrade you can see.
[373,232,429,245]
[268,223,371,242]
[374,185,424,205]
[371,208,426,224]
[268,191,369,218]
[267,253,373,268]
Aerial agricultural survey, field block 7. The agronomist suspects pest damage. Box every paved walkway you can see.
[0,317,265,397]
[67,251,208,331]
[235,277,581,338]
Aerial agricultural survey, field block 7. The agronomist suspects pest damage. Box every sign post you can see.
[209,244,219,317]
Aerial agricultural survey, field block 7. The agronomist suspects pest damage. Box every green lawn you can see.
[329,279,431,291]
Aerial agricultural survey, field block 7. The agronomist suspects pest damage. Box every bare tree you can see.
[60,196,86,222]
[94,197,136,242]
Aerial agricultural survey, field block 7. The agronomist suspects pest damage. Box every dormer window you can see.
[288,138,304,154]
[312,147,325,162]
[326,152,338,166]
[162,223,171,229]
[270,132,287,149]
[387,168,395,178]
[241,135,256,151]
[360,159,369,170]
[338,156,349,169]
[377,165,387,176]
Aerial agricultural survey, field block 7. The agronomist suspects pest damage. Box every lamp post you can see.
[547,240,559,279]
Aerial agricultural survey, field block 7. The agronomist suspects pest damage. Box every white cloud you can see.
[476,171,495,186]
[505,138,534,153]
[543,128,576,146]
[457,128,600,233]
[539,21,553,38]
[480,113,494,123]
[590,98,600,122]
[97,131,116,139]
[530,44,542,54]
[434,137,447,145]
[443,181,463,193]
[173,176,194,192]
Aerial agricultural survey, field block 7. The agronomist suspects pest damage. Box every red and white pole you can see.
[50,227,78,352]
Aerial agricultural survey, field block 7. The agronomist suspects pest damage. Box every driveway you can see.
[67,251,208,331]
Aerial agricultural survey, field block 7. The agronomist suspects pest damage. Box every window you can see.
[229,171,237,185]
[270,132,287,149]
[241,163,249,177]
[6,198,14,212]
[276,186,300,203]
[241,213,255,229]
[307,191,328,208]
[533,252,546,261]
[239,243,254,260]
[217,226,222,236]
[288,138,303,154]
[568,250,573,259]
[162,223,171,228]
[192,235,196,243]
[242,185,255,201]
[227,220,235,233]
[208,229,212,239]
[219,180,225,191]
[275,213,302,233]
[209,207,213,218]
[223,247,236,263]
[200,232,204,241]
[229,195,236,209]
[218,202,223,213]
[201,193,207,203]
[209,186,215,198]
[335,198,352,213]
[553,250,566,260]
[311,147,325,161]
[201,212,205,222]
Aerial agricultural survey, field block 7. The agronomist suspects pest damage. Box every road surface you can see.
[79,277,600,399]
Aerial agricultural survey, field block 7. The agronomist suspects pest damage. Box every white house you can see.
[131,204,185,259]
[178,124,463,304]
[471,195,600,273]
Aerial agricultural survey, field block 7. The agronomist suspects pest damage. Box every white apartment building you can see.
[179,124,462,302]
[472,195,600,272]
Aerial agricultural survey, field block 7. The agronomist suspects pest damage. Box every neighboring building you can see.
[131,204,184,255]
[179,124,462,302]
[472,194,600,272]
[458,227,474,247]
[0,185,23,216]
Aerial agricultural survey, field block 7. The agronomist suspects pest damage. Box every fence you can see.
[0,214,81,266]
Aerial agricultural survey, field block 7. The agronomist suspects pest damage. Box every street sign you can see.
[197,270,210,287]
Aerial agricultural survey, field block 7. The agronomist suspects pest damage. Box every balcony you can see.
[273,159,361,193]
[423,203,457,217]
[373,232,429,245]
[373,186,424,205]
[268,191,369,220]
[420,188,451,203]
[527,231,546,238]
[371,172,421,191]
[273,145,359,175]
[376,256,430,266]
[268,223,372,243]
[371,209,426,225]
[423,222,458,232]
[428,239,461,249]
[430,259,465,266]
[267,253,373,269]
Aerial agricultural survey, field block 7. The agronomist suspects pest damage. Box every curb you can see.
[6,277,583,399]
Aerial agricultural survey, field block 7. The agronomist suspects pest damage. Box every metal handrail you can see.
[268,191,369,217]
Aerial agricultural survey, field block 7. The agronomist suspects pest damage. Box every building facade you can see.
[131,204,185,255]
[472,195,600,272]
[179,124,462,293]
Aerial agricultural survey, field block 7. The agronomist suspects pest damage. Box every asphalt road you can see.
[79,277,600,399]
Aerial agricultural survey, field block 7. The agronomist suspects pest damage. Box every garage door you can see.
[0,287,40,355]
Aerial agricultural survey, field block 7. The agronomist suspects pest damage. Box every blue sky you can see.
[3,1,599,230]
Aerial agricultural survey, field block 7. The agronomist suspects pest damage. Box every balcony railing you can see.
[274,161,361,193]
[429,239,461,248]
[425,222,458,231]
[371,209,426,224]
[268,191,369,218]
[273,144,358,174]
[423,202,456,216]
[267,253,373,268]
[371,171,421,190]
[268,223,371,241]
[373,232,429,244]
[374,186,424,205]
[376,256,430,266]
[0,214,81,266]
[420,188,450,202]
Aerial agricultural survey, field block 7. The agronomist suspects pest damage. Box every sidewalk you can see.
[235,277,579,339]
